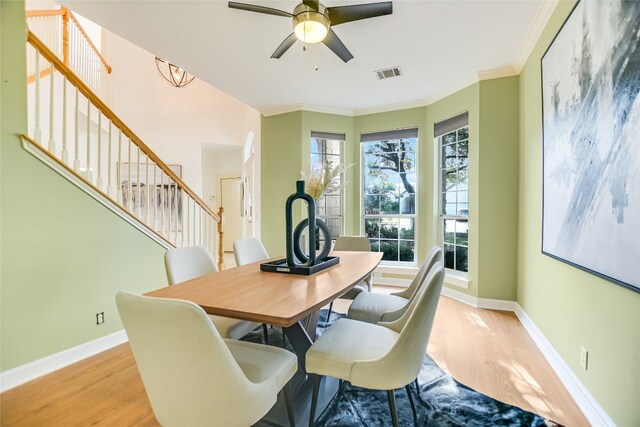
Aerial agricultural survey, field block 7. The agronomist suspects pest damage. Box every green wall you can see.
[517,2,639,425]
[424,85,481,296]
[1,1,167,371]
[261,84,519,302]
[261,111,355,256]
[478,77,520,300]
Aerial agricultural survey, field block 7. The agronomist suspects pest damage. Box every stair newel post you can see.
[62,8,70,67]
[217,206,225,271]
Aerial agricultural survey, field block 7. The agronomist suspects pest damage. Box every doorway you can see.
[219,176,243,252]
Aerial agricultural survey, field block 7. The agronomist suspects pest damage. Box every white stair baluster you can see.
[128,138,132,211]
[73,88,80,171]
[107,120,114,197]
[153,163,157,230]
[97,111,103,190]
[187,196,191,246]
[161,172,165,236]
[34,50,42,142]
[85,99,92,182]
[145,154,150,225]
[48,65,56,153]
[61,76,69,163]
[136,146,141,218]
[117,129,122,205]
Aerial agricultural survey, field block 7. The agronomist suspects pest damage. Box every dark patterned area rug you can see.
[244,310,561,427]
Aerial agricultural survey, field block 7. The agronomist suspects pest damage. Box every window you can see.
[362,128,418,264]
[310,132,345,242]
[436,113,469,273]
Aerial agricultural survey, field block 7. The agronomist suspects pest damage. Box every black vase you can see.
[285,180,331,267]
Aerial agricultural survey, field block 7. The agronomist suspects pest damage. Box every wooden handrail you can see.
[26,31,220,224]
[26,9,65,18]
[66,8,112,74]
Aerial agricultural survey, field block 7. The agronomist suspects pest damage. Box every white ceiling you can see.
[61,0,552,115]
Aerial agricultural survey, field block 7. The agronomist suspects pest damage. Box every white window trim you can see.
[311,136,345,239]
[437,125,469,277]
[360,136,419,267]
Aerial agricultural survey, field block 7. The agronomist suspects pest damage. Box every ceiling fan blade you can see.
[271,33,298,59]
[322,28,354,63]
[327,1,392,26]
[303,0,319,11]
[228,2,293,18]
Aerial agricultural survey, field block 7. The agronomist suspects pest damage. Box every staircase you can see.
[24,12,225,269]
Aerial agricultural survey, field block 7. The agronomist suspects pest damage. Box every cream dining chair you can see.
[164,245,263,341]
[232,238,272,344]
[116,291,297,427]
[347,245,442,324]
[233,237,269,266]
[305,263,445,427]
[322,236,373,321]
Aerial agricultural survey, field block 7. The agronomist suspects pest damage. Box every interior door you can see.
[220,177,243,252]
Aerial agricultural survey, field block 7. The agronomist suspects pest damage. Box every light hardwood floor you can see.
[1,284,589,426]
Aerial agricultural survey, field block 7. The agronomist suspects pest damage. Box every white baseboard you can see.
[441,286,516,310]
[0,330,128,393]
[441,288,614,427]
[514,305,616,427]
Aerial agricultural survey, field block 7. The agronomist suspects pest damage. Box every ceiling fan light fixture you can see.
[292,4,329,43]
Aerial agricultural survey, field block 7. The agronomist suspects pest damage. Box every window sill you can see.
[375,264,419,275]
[445,272,469,289]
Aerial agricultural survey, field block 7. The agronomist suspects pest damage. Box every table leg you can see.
[283,321,312,372]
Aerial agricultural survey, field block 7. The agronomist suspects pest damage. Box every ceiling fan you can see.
[228,0,393,63]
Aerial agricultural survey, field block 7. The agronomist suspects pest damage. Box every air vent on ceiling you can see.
[375,66,402,80]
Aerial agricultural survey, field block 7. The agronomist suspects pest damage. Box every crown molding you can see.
[352,98,430,117]
[261,103,355,117]
[514,0,559,72]
[476,66,519,82]
[261,65,522,119]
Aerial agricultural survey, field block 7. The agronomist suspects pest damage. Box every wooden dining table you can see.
[146,250,382,370]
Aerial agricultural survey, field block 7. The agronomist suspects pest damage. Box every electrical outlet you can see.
[96,312,105,325]
[580,346,588,370]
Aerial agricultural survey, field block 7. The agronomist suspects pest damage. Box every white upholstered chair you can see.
[116,291,297,427]
[233,237,269,266]
[232,238,272,344]
[305,263,445,427]
[164,245,261,341]
[347,245,443,324]
[322,236,373,320]
[333,235,373,292]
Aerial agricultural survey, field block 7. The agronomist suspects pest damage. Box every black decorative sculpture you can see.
[286,180,332,266]
[261,180,339,275]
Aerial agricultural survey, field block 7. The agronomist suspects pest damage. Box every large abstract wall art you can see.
[541,0,639,292]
